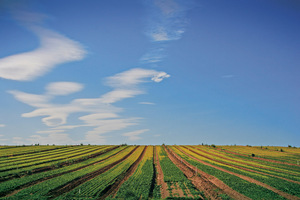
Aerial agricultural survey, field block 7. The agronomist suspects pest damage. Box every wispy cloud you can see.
[146,0,189,43]
[9,68,170,144]
[0,11,86,81]
[141,0,192,64]
[46,82,84,96]
[139,102,156,105]
[0,124,6,128]
[122,129,149,141]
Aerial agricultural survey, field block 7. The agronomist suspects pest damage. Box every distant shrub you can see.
[211,144,216,148]
[251,153,255,157]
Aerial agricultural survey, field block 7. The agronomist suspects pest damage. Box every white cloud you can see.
[106,68,170,88]
[46,82,84,96]
[152,72,171,82]
[8,91,50,107]
[151,28,170,41]
[0,15,86,81]
[0,124,6,128]
[100,89,143,104]
[9,68,169,144]
[123,129,149,141]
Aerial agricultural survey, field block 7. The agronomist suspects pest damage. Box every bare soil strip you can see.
[0,146,69,158]
[166,146,251,200]
[0,146,120,183]
[3,146,126,198]
[154,146,169,199]
[100,146,147,199]
[47,146,139,199]
[217,148,299,166]
[181,146,300,200]
[190,146,300,185]
[170,183,184,197]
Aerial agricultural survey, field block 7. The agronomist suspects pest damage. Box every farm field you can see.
[0,145,299,200]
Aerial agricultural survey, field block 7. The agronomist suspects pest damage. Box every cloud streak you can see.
[141,0,192,65]
[9,68,170,144]
[146,0,189,43]
[0,12,86,81]
[122,129,149,141]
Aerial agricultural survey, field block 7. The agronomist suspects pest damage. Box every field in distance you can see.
[0,144,299,200]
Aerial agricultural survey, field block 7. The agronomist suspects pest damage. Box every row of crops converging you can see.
[0,144,299,200]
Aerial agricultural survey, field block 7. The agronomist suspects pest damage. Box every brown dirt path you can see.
[154,146,169,199]
[216,147,299,166]
[2,146,125,198]
[166,146,251,200]
[189,146,300,185]
[47,146,139,199]
[101,146,147,199]
[180,146,300,200]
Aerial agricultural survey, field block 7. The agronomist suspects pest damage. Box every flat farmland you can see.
[0,145,299,200]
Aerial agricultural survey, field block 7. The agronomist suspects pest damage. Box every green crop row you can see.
[185,146,300,198]
[0,145,98,165]
[211,146,300,173]
[158,146,205,199]
[188,146,300,183]
[1,146,135,200]
[0,146,125,198]
[172,146,286,200]
[0,146,114,180]
[114,146,156,199]
[193,145,300,179]
[0,146,103,169]
[57,146,145,199]
[0,145,68,158]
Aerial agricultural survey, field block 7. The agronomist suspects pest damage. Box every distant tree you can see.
[288,145,292,148]
[211,144,216,148]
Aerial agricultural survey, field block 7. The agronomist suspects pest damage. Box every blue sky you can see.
[0,0,299,146]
